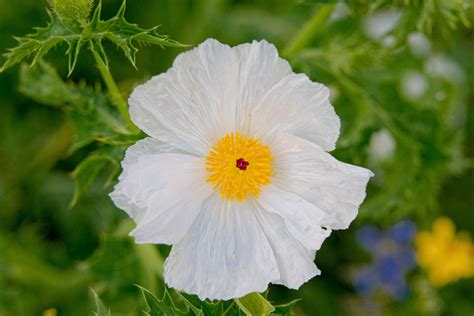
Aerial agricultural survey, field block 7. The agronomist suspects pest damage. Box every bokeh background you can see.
[0,0,473,315]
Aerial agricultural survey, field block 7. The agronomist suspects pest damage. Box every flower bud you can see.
[48,0,94,22]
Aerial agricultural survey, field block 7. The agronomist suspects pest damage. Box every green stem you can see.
[91,48,138,133]
[283,4,335,59]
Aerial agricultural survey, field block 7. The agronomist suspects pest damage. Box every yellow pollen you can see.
[206,132,273,201]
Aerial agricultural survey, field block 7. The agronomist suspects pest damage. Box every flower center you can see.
[206,132,272,201]
[235,158,249,170]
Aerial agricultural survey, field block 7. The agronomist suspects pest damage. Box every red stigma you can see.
[236,158,250,171]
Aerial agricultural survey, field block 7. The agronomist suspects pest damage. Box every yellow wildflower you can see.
[415,217,474,287]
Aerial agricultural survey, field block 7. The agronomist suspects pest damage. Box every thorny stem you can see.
[91,48,139,133]
[283,4,335,59]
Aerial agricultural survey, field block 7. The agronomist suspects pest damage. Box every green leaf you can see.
[90,0,187,68]
[0,10,80,73]
[137,285,188,316]
[175,291,224,316]
[89,37,109,69]
[271,299,301,316]
[70,146,122,207]
[65,100,128,153]
[18,61,129,152]
[90,289,111,316]
[235,292,275,316]
[96,132,145,146]
[18,61,74,107]
[2,0,185,74]
[18,61,132,206]
[66,37,86,76]
[221,301,243,316]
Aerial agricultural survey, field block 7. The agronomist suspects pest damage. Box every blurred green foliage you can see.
[0,0,473,315]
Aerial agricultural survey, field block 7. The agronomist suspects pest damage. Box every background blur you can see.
[0,0,472,315]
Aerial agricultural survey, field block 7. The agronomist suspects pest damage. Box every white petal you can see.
[271,133,373,230]
[110,137,186,222]
[253,203,321,289]
[234,40,292,133]
[251,73,340,151]
[164,193,279,300]
[129,39,239,156]
[258,185,331,251]
[110,145,212,244]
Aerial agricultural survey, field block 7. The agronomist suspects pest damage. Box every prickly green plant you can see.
[0,1,298,315]
[1,0,472,315]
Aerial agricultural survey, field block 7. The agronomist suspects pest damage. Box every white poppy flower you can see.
[110,39,373,300]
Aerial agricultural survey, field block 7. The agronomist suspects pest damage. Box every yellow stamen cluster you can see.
[206,132,272,201]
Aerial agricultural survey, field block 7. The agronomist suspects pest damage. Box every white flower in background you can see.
[400,71,429,101]
[369,129,396,163]
[329,2,350,22]
[363,10,401,41]
[110,39,373,300]
[425,55,466,83]
[407,32,432,57]
[381,35,396,48]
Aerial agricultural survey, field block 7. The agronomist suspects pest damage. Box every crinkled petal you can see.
[234,40,292,133]
[271,133,373,230]
[251,73,340,151]
[253,202,322,289]
[258,185,331,251]
[129,39,239,156]
[164,193,280,300]
[110,143,212,244]
[110,137,188,222]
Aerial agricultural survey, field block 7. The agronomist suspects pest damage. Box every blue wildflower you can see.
[352,220,417,300]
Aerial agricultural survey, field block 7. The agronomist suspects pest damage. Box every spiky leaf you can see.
[138,285,189,316]
[91,289,111,316]
[18,61,129,152]
[0,10,80,74]
[70,146,122,207]
[1,0,186,75]
[90,0,186,68]
[271,299,301,315]
[175,292,226,316]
